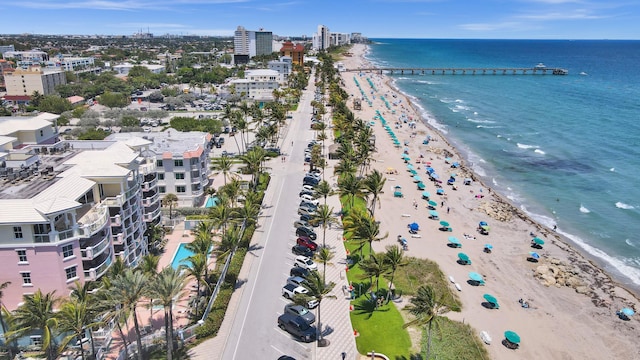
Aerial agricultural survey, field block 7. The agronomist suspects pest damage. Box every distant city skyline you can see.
[1,0,639,40]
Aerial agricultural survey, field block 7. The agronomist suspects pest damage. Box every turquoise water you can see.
[171,243,195,270]
[205,196,219,208]
[367,39,640,289]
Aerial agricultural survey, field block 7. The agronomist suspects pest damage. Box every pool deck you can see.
[103,221,215,359]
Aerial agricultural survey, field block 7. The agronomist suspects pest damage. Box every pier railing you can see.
[348,67,568,75]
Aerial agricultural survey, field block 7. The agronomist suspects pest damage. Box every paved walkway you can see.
[189,93,357,359]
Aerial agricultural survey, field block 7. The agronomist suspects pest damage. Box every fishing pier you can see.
[347,67,568,75]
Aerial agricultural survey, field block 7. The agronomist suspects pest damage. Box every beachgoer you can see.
[553,225,557,231]
[441,201,444,207]
[447,207,450,214]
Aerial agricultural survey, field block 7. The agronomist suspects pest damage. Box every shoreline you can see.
[382,74,640,300]
[339,43,639,359]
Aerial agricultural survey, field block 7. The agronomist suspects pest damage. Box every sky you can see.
[1,0,639,39]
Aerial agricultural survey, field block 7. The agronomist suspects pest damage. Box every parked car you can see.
[290,267,310,278]
[296,226,317,240]
[299,189,315,197]
[286,276,308,288]
[299,200,318,209]
[302,184,316,192]
[296,237,318,251]
[303,177,318,186]
[300,195,319,205]
[277,313,317,342]
[299,213,312,222]
[304,172,320,180]
[297,207,316,217]
[293,256,318,271]
[293,220,311,229]
[284,304,316,324]
[292,245,314,257]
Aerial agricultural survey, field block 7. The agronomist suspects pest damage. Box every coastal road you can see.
[220,80,318,360]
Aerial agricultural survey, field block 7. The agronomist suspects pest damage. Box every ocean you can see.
[365,39,640,290]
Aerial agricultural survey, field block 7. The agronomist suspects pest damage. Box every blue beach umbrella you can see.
[422,191,431,199]
[437,189,445,195]
[429,210,439,218]
[413,175,422,182]
[409,222,420,231]
[528,252,540,260]
[407,163,414,169]
[448,236,461,245]
[621,308,635,316]
[469,272,483,282]
[504,331,521,344]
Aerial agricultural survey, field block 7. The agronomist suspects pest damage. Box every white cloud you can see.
[458,22,523,32]
[517,9,608,20]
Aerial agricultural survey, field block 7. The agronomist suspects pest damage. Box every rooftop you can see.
[106,130,211,158]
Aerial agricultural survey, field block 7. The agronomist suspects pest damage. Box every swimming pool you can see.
[205,196,219,208]
[171,243,195,270]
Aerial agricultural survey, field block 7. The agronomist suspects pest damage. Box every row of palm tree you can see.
[319,51,454,360]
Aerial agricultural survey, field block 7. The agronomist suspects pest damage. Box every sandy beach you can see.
[338,44,639,359]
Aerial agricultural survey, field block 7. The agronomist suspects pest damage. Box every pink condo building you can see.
[0,135,160,311]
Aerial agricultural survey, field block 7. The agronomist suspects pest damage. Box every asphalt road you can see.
[221,81,319,360]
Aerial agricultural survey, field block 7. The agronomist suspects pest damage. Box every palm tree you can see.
[0,281,13,359]
[240,147,266,188]
[148,267,187,360]
[232,199,260,229]
[363,169,386,216]
[188,222,213,256]
[358,253,388,293]
[162,193,179,220]
[137,255,159,328]
[94,281,130,360]
[7,290,59,360]
[344,209,388,256]
[314,247,335,282]
[211,155,234,185]
[314,180,333,205]
[403,285,451,360]
[310,204,336,248]
[56,299,102,360]
[384,245,407,302]
[301,271,336,346]
[337,173,364,210]
[214,225,242,260]
[180,253,208,319]
[209,200,232,237]
[68,281,99,357]
[109,270,148,360]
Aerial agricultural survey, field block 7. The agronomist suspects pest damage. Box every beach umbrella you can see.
[445,157,452,163]
[428,200,438,207]
[457,253,470,262]
[440,221,450,227]
[481,225,490,232]
[402,153,410,159]
[417,182,426,190]
[413,175,422,182]
[621,308,635,316]
[426,167,435,174]
[448,236,461,245]
[431,173,440,179]
[422,191,431,199]
[409,222,420,231]
[528,252,540,260]
[452,162,460,168]
[450,173,457,178]
[409,169,418,175]
[483,294,499,306]
[404,147,409,152]
[504,331,521,344]
[469,272,483,282]
[407,163,414,169]
[394,185,402,189]
[485,244,493,250]
[429,210,439,218]
[437,189,445,195]
[532,237,545,245]
[479,221,488,226]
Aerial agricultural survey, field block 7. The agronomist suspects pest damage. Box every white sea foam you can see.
[610,167,615,172]
[496,134,502,138]
[517,143,540,150]
[467,118,496,124]
[455,104,471,111]
[616,202,635,210]
[455,99,464,103]
[473,111,478,115]
[580,205,591,213]
[626,239,636,248]
[477,125,501,129]
[534,149,546,155]
[492,178,498,186]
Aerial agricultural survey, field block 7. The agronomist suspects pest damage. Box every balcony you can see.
[139,161,157,175]
[112,232,124,245]
[78,205,109,238]
[143,207,162,222]
[103,194,124,207]
[110,215,121,227]
[142,192,160,207]
[142,177,158,192]
[80,234,111,260]
[125,185,140,200]
[83,252,113,281]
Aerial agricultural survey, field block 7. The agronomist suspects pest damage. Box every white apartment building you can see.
[47,56,95,71]
[234,26,273,61]
[0,138,158,311]
[107,130,212,207]
[330,32,351,47]
[4,66,67,97]
[268,56,292,81]
[230,69,280,101]
[312,25,331,51]
[3,50,49,68]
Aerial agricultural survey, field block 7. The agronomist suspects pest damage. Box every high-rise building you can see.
[312,25,331,51]
[3,66,67,104]
[234,26,273,63]
[234,26,251,56]
[255,30,273,56]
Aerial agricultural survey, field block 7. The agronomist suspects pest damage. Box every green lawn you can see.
[350,298,412,359]
[422,317,489,360]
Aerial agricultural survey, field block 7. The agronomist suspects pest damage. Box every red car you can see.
[296,237,318,251]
